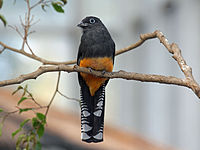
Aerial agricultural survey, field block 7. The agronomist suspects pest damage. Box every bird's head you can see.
[77,16,103,30]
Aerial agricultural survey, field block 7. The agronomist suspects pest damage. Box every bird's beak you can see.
[77,22,88,28]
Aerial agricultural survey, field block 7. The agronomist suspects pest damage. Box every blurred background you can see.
[0,0,200,150]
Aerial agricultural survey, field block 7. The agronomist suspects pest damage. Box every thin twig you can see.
[25,90,42,107]
[0,105,47,125]
[0,41,75,65]
[21,0,31,50]
[30,0,44,9]
[57,90,80,102]
[8,25,24,39]
[25,40,35,55]
[44,71,61,117]
[0,110,19,122]
[115,32,156,56]
[0,47,5,54]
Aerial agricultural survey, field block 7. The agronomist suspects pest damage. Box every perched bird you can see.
[77,16,115,143]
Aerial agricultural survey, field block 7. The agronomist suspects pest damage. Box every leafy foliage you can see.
[51,2,65,13]
[0,1,69,149]
[0,85,47,149]
[12,86,23,95]
[12,85,36,107]
[19,108,33,114]
[0,0,68,26]
[10,85,46,149]
[40,0,67,13]
[32,113,46,139]
[18,97,28,105]
[12,113,46,150]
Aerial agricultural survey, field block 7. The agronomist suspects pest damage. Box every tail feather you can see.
[92,84,105,142]
[79,74,107,143]
[80,87,94,142]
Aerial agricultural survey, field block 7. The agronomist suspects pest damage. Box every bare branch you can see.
[30,0,44,9]
[0,64,199,98]
[57,91,80,102]
[8,25,24,39]
[21,0,31,50]
[0,30,200,98]
[0,31,157,65]
[0,41,76,65]
[0,106,47,124]
[45,71,61,117]
[0,47,5,54]
[115,31,157,56]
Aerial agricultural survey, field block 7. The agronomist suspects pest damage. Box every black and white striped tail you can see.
[80,84,106,143]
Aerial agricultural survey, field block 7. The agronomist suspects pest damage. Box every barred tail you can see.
[92,84,105,142]
[80,88,93,142]
[80,83,106,143]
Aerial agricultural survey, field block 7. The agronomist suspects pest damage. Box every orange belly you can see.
[79,57,113,96]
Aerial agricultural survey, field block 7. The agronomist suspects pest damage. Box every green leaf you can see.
[18,97,28,105]
[60,0,67,5]
[32,117,40,129]
[29,133,36,145]
[0,123,3,136]
[25,138,30,150]
[16,134,26,149]
[35,141,42,150]
[52,2,64,13]
[19,108,32,114]
[0,108,3,112]
[37,124,44,138]
[36,113,46,123]
[0,0,3,9]
[12,128,22,138]
[20,119,30,128]
[12,86,23,95]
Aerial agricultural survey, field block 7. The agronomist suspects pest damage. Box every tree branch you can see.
[0,31,157,65]
[1,30,200,98]
[0,64,199,98]
[57,91,80,102]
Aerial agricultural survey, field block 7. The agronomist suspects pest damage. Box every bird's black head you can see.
[77,16,103,29]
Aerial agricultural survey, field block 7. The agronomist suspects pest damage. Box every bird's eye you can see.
[89,18,96,24]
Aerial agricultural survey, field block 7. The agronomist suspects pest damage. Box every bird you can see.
[77,16,115,143]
